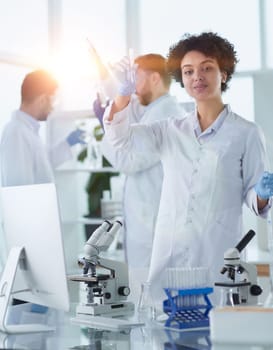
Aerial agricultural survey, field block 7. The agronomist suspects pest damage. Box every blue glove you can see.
[93,93,110,128]
[109,56,137,96]
[66,129,86,146]
[255,171,273,199]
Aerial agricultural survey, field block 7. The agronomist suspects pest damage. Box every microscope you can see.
[69,220,134,317]
[214,230,262,306]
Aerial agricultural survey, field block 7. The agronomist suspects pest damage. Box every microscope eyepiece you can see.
[235,230,255,253]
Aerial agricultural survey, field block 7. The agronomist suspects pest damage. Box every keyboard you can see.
[2,324,55,334]
[71,315,144,330]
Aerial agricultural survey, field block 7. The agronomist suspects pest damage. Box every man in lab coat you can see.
[0,69,85,307]
[101,54,187,268]
[0,69,84,187]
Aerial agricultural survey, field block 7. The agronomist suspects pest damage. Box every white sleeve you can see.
[48,140,72,168]
[104,104,164,164]
[244,125,270,217]
[103,102,132,148]
[101,135,160,174]
[0,130,36,186]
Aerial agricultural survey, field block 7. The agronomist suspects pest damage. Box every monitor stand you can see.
[0,246,55,334]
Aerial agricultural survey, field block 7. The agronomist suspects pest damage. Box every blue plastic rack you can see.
[163,287,213,329]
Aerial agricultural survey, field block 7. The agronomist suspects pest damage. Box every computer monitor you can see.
[0,183,70,334]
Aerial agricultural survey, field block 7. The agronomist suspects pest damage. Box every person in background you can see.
[96,53,186,268]
[0,69,85,187]
[103,32,273,305]
[0,70,85,308]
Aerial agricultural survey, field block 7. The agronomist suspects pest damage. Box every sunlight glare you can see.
[44,41,102,86]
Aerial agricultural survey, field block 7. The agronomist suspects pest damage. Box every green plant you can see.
[77,125,118,218]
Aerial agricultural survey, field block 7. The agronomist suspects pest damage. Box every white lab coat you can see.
[102,94,186,267]
[0,110,72,186]
[104,104,269,302]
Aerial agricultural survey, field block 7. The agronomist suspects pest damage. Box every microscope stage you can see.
[215,281,251,287]
[68,274,110,282]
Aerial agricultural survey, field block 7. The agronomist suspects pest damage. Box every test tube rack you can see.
[163,287,213,329]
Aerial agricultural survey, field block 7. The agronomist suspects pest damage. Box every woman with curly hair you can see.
[104,32,273,305]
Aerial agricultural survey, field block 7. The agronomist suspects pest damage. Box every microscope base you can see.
[76,301,134,317]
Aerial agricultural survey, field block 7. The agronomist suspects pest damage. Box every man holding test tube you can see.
[94,52,188,268]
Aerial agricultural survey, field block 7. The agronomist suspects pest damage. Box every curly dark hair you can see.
[167,32,238,92]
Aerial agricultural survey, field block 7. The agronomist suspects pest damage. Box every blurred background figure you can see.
[0,69,85,187]
[0,69,86,307]
[94,53,187,268]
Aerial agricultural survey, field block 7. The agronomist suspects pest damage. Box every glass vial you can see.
[137,282,156,323]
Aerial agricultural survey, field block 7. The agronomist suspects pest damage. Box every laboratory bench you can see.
[0,302,209,350]
[1,245,272,349]
[2,301,273,350]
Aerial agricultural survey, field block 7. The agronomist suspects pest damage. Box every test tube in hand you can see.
[86,38,109,80]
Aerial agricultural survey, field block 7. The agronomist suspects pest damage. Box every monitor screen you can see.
[0,183,70,333]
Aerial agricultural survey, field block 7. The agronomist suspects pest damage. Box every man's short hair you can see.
[21,69,58,103]
[135,54,171,88]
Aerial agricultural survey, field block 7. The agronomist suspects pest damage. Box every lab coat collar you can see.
[14,110,40,134]
[193,104,229,139]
